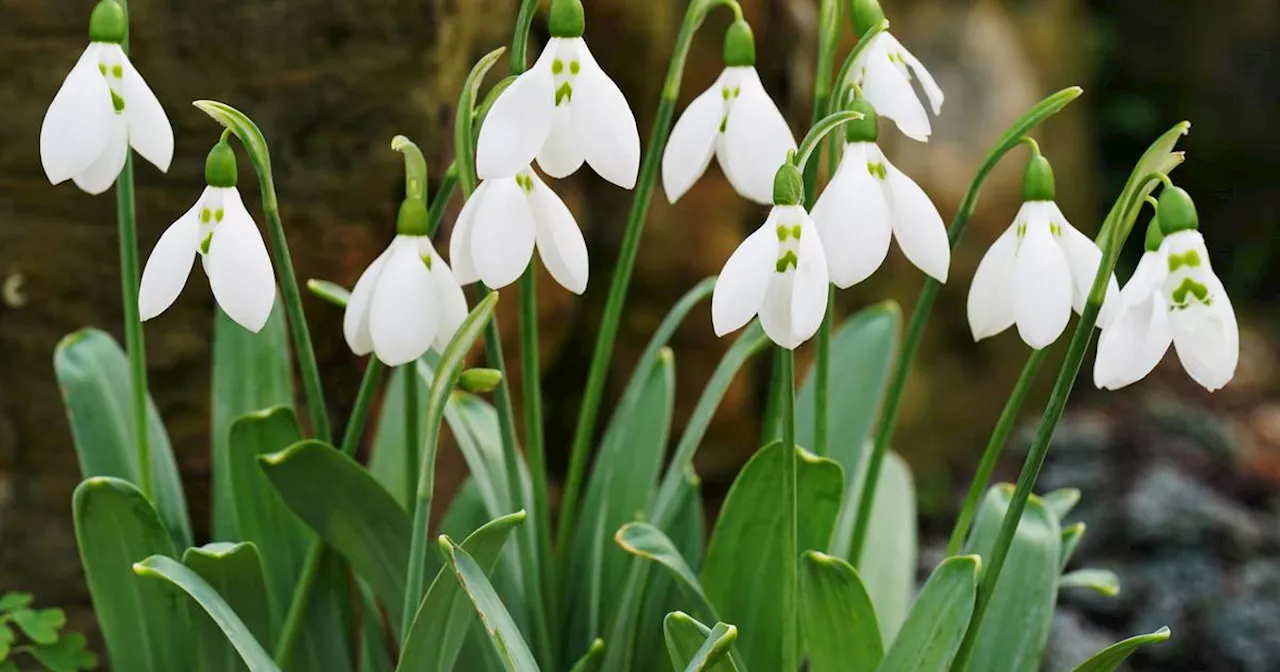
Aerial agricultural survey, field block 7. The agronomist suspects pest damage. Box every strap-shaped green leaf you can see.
[182,543,273,672]
[444,541,540,672]
[1060,569,1121,597]
[567,639,605,672]
[800,551,883,672]
[876,555,980,672]
[454,47,507,194]
[615,523,717,621]
[843,451,916,642]
[662,612,739,672]
[1071,627,1170,672]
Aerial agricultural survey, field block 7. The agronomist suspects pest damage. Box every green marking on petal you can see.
[1017,222,1027,238]
[790,224,802,240]
[719,117,728,133]
[214,209,224,223]
[110,89,125,112]
[516,174,535,192]
[733,87,741,98]
[722,87,731,101]
[98,64,107,76]
[422,253,434,270]
[552,59,564,75]
[1050,222,1062,237]
[1167,249,1202,272]
[555,82,573,106]
[775,250,799,273]
[570,60,580,75]
[1170,276,1210,307]
[199,233,213,256]
[111,64,123,79]
[200,208,212,224]
[776,225,789,242]
[867,162,887,180]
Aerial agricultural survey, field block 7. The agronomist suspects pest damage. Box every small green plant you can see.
[0,593,97,672]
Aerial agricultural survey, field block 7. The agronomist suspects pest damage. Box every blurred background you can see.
[1,0,1277,669]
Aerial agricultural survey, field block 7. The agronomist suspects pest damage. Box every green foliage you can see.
[877,555,980,672]
[661,613,738,672]
[0,593,97,672]
[799,551,882,672]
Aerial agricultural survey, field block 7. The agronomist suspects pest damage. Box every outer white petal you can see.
[472,177,537,289]
[476,43,556,180]
[416,237,469,354]
[41,44,113,185]
[789,215,829,345]
[1169,273,1238,392]
[722,68,797,205]
[861,42,932,142]
[712,215,778,337]
[885,34,944,115]
[206,188,276,332]
[138,193,203,321]
[529,175,588,294]
[662,79,724,203]
[879,148,949,281]
[1013,213,1073,349]
[71,112,128,195]
[573,40,641,188]
[343,245,392,356]
[450,180,489,285]
[809,143,892,287]
[537,102,586,180]
[368,237,438,366]
[967,222,1018,341]
[117,49,174,173]
[1094,292,1172,391]
[1053,205,1120,320]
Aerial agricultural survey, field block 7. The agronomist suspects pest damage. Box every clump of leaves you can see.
[0,593,97,672]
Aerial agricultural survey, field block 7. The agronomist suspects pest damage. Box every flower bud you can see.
[549,0,585,39]
[396,198,430,237]
[1156,185,1199,235]
[844,97,879,144]
[88,0,127,44]
[204,139,238,188]
[773,161,804,207]
[1021,153,1055,202]
[723,20,756,68]
[851,0,886,36]
[458,368,503,394]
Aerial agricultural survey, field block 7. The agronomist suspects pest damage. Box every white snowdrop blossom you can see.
[1094,191,1238,392]
[477,37,639,188]
[139,185,275,333]
[811,140,950,285]
[712,205,829,349]
[850,31,943,143]
[40,2,173,194]
[344,235,469,367]
[451,167,589,295]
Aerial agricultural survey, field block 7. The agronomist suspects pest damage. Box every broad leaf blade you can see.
[662,612,739,672]
[845,451,917,642]
[72,477,193,672]
[444,542,540,672]
[800,551,883,672]
[182,543,273,672]
[615,523,716,621]
[876,555,980,672]
[56,329,191,549]
[1071,627,1171,672]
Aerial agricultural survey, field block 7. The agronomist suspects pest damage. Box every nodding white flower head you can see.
[662,20,797,205]
[476,0,640,189]
[848,0,944,143]
[810,99,949,286]
[1094,187,1238,392]
[967,149,1119,350]
[344,199,469,366]
[451,166,589,295]
[712,164,829,349]
[40,0,174,194]
[139,139,275,332]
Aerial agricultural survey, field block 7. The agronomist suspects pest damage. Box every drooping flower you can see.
[1094,187,1238,392]
[344,201,469,366]
[967,149,1118,349]
[139,140,274,332]
[662,19,796,205]
[476,0,639,188]
[712,164,829,349]
[810,99,949,285]
[450,166,588,295]
[40,0,173,194]
[847,0,943,142]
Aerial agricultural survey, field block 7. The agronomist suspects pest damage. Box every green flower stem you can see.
[804,0,841,207]
[557,0,743,556]
[425,162,458,237]
[778,347,799,672]
[843,87,1082,564]
[273,357,385,669]
[403,360,420,510]
[943,349,1046,556]
[814,289,833,457]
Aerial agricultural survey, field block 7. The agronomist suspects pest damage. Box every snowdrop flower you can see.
[1094,187,1238,392]
[847,0,943,142]
[967,148,1118,349]
[662,19,796,205]
[40,0,173,194]
[139,139,274,332]
[713,163,829,349]
[450,166,588,295]
[476,0,640,188]
[810,99,949,285]
[344,199,469,366]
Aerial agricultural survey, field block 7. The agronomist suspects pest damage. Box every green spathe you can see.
[205,140,238,188]
[88,0,127,44]
[550,0,585,38]
[723,20,756,67]
[1156,185,1199,234]
[1021,153,1055,202]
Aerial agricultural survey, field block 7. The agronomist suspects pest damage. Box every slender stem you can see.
[510,0,538,74]
[944,350,1046,556]
[404,361,420,506]
[778,348,799,672]
[814,290,833,457]
[425,162,458,237]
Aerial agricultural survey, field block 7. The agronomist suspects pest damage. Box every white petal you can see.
[369,237,438,366]
[206,188,276,332]
[138,193,203,321]
[662,79,724,203]
[530,175,588,294]
[1013,215,1073,349]
[472,176,537,290]
[343,245,393,356]
[450,180,489,285]
[41,44,113,185]
[967,222,1018,341]
[789,215,829,344]
[416,237,470,353]
[861,40,932,142]
[476,44,556,180]
[1053,204,1119,318]
[573,40,641,189]
[1093,292,1172,390]
[118,49,173,173]
[71,112,128,195]
[536,103,586,180]
[722,68,797,205]
[885,34,945,115]
[1169,273,1238,392]
[809,143,892,288]
[712,215,778,337]
[880,148,949,281]
[760,271,802,350]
